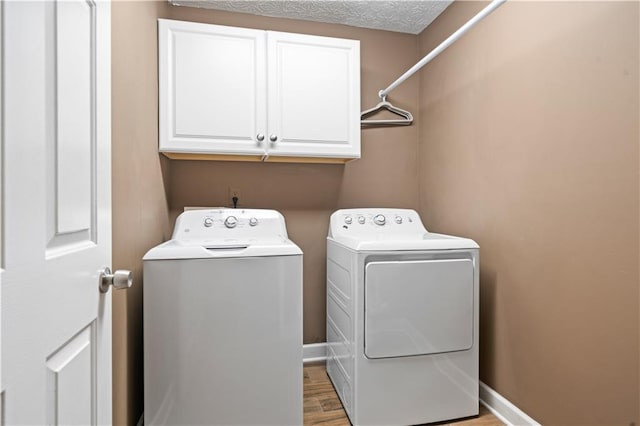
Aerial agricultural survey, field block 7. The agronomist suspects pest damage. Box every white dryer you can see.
[143,209,302,426]
[326,208,479,425]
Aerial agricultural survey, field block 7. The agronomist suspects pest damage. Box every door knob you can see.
[256,133,265,142]
[99,267,132,293]
[269,134,278,142]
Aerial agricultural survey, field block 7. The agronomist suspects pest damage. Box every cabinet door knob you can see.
[269,134,278,142]
[256,133,265,142]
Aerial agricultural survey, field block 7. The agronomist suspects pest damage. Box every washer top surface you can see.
[144,209,302,260]
[328,208,478,251]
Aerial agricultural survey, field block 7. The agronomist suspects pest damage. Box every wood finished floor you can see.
[303,365,504,426]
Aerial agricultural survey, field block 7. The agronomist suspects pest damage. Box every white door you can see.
[158,19,267,157]
[1,1,115,424]
[266,31,360,159]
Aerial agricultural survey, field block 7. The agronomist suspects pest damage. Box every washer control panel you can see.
[172,209,289,241]
[329,208,427,240]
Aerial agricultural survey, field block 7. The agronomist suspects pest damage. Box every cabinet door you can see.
[159,20,267,156]
[266,32,360,159]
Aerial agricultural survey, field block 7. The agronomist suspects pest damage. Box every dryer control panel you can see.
[328,208,427,241]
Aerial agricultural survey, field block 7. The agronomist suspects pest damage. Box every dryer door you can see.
[364,259,474,359]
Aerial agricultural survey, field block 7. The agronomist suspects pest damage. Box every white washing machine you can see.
[143,209,302,426]
[326,208,479,425]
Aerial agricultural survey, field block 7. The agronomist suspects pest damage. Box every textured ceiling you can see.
[169,1,453,34]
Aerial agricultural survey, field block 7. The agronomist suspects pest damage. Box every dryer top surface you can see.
[327,208,478,251]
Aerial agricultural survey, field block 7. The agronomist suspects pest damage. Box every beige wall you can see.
[113,1,640,425]
[112,2,173,425]
[112,2,420,424]
[417,2,639,424]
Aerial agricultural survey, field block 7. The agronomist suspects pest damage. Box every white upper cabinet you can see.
[159,19,361,163]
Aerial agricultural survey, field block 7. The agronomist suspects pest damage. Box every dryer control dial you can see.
[395,216,403,224]
[203,217,214,227]
[249,217,258,227]
[373,214,386,226]
[344,216,353,225]
[224,216,238,228]
[358,216,366,224]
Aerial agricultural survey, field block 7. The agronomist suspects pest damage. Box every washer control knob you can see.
[204,217,214,227]
[344,216,353,225]
[249,217,258,227]
[373,214,386,226]
[358,216,366,224]
[224,216,238,228]
[395,216,403,224]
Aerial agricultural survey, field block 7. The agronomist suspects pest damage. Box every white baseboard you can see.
[479,382,540,426]
[302,343,538,425]
[303,342,327,364]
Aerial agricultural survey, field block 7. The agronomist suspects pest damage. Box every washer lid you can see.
[327,208,478,251]
[143,239,302,260]
[143,208,302,260]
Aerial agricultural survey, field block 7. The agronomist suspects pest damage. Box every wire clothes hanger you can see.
[360,91,413,127]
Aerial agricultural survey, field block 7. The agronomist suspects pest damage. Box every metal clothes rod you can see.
[378,0,507,99]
